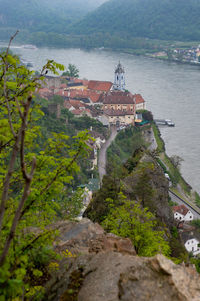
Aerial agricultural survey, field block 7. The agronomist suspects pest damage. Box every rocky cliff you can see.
[44,219,200,301]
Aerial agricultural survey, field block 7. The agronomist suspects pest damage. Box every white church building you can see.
[113,62,125,91]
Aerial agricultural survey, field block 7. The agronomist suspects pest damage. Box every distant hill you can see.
[0,0,108,33]
[70,0,200,41]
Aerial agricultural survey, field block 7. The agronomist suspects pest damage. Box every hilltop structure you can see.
[113,62,125,91]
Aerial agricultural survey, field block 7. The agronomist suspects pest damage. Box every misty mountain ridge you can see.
[0,0,107,32]
[70,0,200,41]
[1,0,200,45]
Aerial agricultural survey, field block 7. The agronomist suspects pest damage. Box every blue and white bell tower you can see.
[113,61,125,91]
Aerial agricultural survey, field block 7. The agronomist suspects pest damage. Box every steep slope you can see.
[71,0,200,41]
[0,0,108,33]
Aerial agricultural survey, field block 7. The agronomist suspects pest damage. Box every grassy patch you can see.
[151,122,165,153]
[195,192,200,208]
[152,123,191,194]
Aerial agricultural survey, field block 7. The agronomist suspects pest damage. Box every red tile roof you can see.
[65,89,102,103]
[69,100,86,109]
[60,83,67,89]
[63,101,73,109]
[73,78,89,86]
[88,80,113,92]
[173,205,189,216]
[103,91,135,105]
[38,88,53,97]
[38,88,51,93]
[134,94,145,104]
[71,109,83,115]
[71,108,92,116]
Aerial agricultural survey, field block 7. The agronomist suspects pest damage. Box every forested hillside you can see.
[71,0,200,41]
[0,0,107,34]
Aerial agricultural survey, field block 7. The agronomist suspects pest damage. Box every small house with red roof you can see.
[173,204,194,222]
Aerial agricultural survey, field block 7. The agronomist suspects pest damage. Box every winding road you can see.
[98,126,117,182]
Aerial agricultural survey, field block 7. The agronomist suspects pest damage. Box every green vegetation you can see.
[152,122,191,194]
[0,0,106,34]
[107,126,146,176]
[62,64,79,78]
[195,192,200,207]
[102,194,170,257]
[152,122,165,153]
[191,219,200,229]
[2,0,200,52]
[0,41,92,299]
[85,131,187,262]
[71,0,200,42]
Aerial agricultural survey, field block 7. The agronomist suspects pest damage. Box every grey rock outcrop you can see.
[45,252,200,301]
[53,218,136,256]
[44,219,200,301]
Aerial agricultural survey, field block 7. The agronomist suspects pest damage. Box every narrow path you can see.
[98,126,117,182]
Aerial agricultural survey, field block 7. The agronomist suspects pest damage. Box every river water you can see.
[3,45,200,193]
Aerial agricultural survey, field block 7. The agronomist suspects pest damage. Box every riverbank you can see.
[100,121,200,212]
[151,122,200,210]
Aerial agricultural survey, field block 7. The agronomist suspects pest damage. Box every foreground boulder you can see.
[45,252,200,301]
[43,219,200,301]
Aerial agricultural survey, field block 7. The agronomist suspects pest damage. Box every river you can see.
[3,44,200,193]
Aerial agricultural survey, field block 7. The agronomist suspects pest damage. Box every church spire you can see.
[113,61,125,91]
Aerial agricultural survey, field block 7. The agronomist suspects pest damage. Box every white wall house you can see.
[173,205,194,222]
[184,238,200,256]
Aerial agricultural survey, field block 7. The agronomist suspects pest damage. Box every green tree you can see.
[62,63,79,78]
[0,34,90,299]
[102,195,170,257]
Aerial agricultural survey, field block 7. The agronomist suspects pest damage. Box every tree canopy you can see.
[102,194,170,257]
[0,35,90,299]
[62,63,79,78]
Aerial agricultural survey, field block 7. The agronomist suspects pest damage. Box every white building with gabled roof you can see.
[181,232,200,256]
[173,204,194,222]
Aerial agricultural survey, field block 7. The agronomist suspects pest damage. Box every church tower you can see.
[113,61,125,91]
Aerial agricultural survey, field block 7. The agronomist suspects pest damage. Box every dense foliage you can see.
[85,126,188,263]
[0,40,91,299]
[102,194,170,257]
[71,0,200,41]
[0,0,106,36]
[2,0,200,49]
